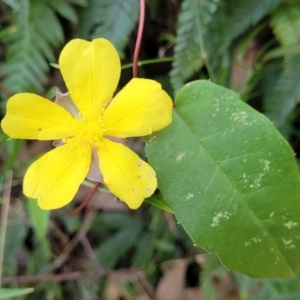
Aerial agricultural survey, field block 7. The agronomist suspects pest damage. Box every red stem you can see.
[133,0,145,78]
[69,182,101,216]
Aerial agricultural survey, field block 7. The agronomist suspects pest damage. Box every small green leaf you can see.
[0,288,34,299]
[132,233,154,268]
[50,63,59,69]
[27,198,50,240]
[145,193,174,213]
[3,217,27,276]
[96,222,141,268]
[146,80,300,278]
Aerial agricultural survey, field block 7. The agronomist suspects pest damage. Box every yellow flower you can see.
[1,38,172,210]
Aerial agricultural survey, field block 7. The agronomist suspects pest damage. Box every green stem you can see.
[122,57,174,70]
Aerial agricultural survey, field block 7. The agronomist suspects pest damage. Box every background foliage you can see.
[1,0,300,299]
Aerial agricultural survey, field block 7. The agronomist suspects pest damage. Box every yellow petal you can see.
[98,138,157,209]
[102,78,173,138]
[1,93,78,140]
[23,145,91,209]
[59,38,121,120]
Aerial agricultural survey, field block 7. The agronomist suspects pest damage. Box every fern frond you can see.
[263,55,300,135]
[49,0,87,24]
[78,0,139,58]
[205,0,282,80]
[170,0,220,93]
[218,0,281,51]
[170,0,280,93]
[0,0,66,97]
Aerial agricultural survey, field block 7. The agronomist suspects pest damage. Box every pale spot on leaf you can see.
[185,193,194,201]
[284,221,298,229]
[176,153,185,162]
[211,211,231,227]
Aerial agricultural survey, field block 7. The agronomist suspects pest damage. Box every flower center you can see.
[66,118,106,153]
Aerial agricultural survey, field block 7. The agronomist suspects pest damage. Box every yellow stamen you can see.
[66,117,106,153]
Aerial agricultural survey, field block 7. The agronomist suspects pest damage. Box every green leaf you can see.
[26,197,51,261]
[145,193,174,213]
[3,217,27,276]
[132,232,154,268]
[0,288,34,299]
[26,198,50,241]
[146,80,300,278]
[96,212,139,230]
[95,221,142,268]
[264,2,300,136]
[0,138,23,181]
[270,2,300,47]
[263,45,300,62]
[263,54,300,136]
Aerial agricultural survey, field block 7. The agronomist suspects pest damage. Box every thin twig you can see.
[52,209,97,270]
[0,179,22,193]
[80,235,102,269]
[136,274,155,299]
[2,269,107,284]
[0,171,13,287]
[2,268,144,285]
[132,0,145,78]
